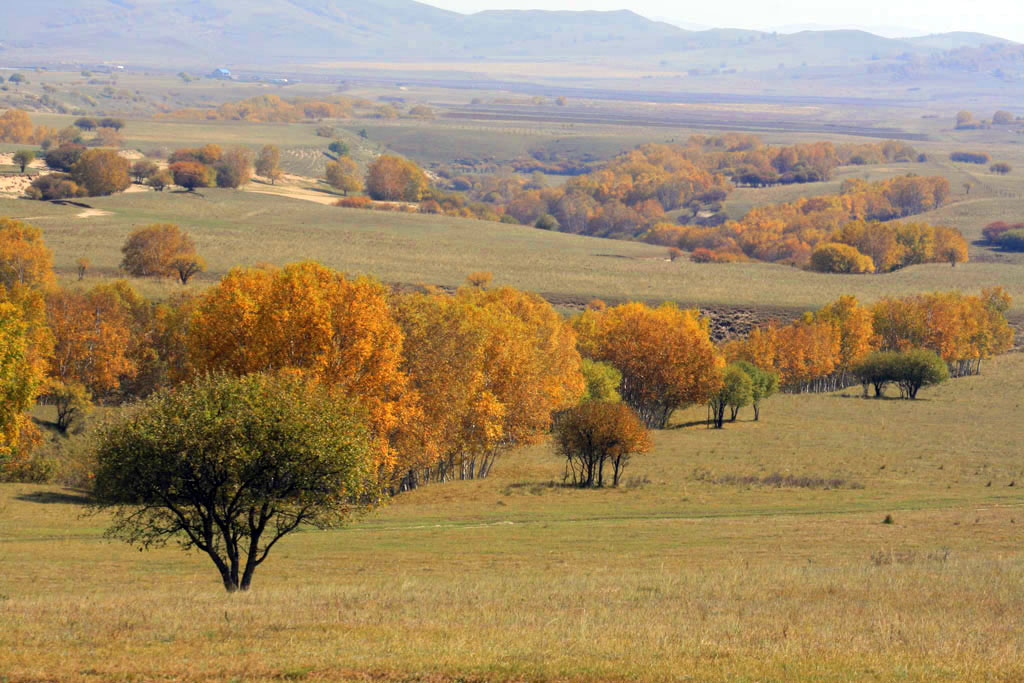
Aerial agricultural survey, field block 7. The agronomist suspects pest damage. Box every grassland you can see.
[2,185,1023,317]
[4,353,1024,680]
[3,68,1024,681]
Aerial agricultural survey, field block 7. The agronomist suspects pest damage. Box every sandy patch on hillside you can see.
[118,150,145,161]
[124,183,151,194]
[245,175,342,206]
[0,174,34,197]
[76,208,112,218]
[246,183,341,206]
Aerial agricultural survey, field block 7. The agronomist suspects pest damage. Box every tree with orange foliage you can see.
[0,109,51,144]
[187,262,414,477]
[325,158,362,195]
[396,285,584,486]
[873,290,1013,377]
[365,155,428,202]
[393,291,498,487]
[121,224,203,282]
[169,161,214,190]
[576,302,723,428]
[0,218,55,292]
[255,144,282,184]
[809,243,875,273]
[770,317,840,391]
[555,401,651,487]
[0,302,45,473]
[44,283,139,407]
[0,219,55,477]
[815,295,875,379]
[71,149,131,196]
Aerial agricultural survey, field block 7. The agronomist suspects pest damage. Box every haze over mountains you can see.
[0,0,1017,69]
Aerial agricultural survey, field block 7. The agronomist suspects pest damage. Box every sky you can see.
[418,0,1023,42]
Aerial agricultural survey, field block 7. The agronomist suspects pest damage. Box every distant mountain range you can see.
[0,0,1017,68]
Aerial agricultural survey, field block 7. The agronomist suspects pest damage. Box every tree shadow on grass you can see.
[15,489,92,506]
[49,199,93,209]
[667,419,715,429]
[828,394,933,401]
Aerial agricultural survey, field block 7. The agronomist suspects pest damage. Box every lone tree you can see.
[328,140,349,157]
[91,373,380,592]
[325,158,362,195]
[555,401,651,488]
[169,160,213,191]
[215,146,253,189]
[255,144,281,184]
[71,149,131,196]
[12,150,34,173]
[121,223,202,281]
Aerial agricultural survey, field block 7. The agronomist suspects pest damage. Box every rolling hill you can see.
[0,0,1016,68]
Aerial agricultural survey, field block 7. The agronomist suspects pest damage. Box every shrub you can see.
[809,242,875,274]
[170,160,214,190]
[214,147,253,189]
[997,229,1024,252]
[950,151,991,164]
[535,214,560,230]
[130,160,159,183]
[982,221,1021,243]
[993,110,1014,125]
[335,196,373,209]
[891,349,949,399]
[70,149,131,196]
[44,144,85,172]
[28,173,84,200]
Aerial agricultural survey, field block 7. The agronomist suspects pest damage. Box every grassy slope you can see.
[2,186,1023,313]
[3,354,1024,680]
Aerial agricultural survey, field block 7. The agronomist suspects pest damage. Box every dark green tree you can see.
[91,373,380,592]
[733,360,779,421]
[892,349,949,399]
[12,150,34,173]
[708,363,753,428]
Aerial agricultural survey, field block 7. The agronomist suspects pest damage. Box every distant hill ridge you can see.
[0,0,1015,66]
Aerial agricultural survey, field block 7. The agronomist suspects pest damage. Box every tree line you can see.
[647,176,964,269]
[723,290,1013,393]
[0,217,1013,486]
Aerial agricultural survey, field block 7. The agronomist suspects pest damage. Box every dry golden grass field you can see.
[2,184,1023,316]
[3,354,1024,681]
[4,72,1024,680]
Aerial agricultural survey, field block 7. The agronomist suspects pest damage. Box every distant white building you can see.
[210,68,232,79]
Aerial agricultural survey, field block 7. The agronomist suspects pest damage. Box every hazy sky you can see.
[419,0,1023,42]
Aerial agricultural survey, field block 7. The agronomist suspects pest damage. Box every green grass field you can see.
[3,353,1024,680]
